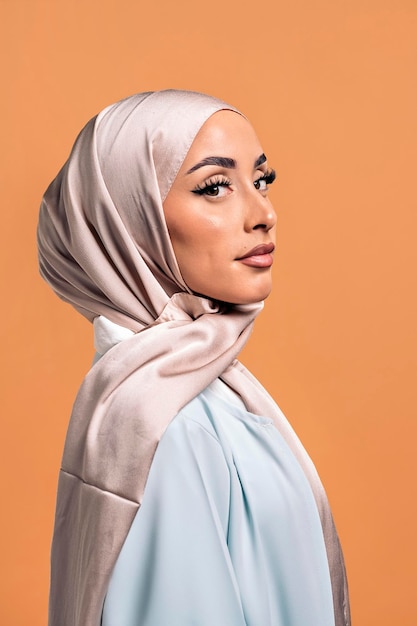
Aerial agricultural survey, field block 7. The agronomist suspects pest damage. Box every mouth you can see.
[236,243,275,268]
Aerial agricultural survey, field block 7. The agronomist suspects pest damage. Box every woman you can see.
[38,90,350,626]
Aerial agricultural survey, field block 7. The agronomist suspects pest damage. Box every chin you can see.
[192,276,273,307]
[239,282,273,305]
[222,286,273,306]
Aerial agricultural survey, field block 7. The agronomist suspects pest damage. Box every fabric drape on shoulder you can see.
[37,90,350,626]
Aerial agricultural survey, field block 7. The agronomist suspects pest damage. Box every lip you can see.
[236,242,275,268]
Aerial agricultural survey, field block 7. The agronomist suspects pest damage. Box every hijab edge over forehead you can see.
[155,99,241,203]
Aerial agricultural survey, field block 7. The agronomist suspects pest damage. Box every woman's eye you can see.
[254,178,268,191]
[254,169,277,192]
[192,179,232,198]
[204,184,222,197]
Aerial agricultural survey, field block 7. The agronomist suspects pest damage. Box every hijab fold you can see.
[38,90,350,626]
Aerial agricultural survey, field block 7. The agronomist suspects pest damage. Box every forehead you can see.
[182,110,263,165]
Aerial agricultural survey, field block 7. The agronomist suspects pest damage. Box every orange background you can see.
[1,0,416,623]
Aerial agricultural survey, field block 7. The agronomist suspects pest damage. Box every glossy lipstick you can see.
[236,243,275,268]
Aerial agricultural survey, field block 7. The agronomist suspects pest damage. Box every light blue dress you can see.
[101,378,335,626]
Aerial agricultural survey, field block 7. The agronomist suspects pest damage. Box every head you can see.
[38,90,275,329]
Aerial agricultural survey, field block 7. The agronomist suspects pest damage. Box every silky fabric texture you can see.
[37,90,350,626]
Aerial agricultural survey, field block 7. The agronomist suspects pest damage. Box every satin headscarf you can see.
[38,90,350,626]
[38,90,238,325]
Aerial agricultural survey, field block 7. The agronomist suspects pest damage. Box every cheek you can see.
[168,213,225,254]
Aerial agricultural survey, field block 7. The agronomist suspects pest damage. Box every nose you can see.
[244,189,277,233]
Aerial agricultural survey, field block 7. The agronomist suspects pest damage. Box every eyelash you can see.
[255,169,276,189]
[192,175,232,196]
[192,169,277,196]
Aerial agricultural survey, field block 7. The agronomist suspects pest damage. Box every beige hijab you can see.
[38,90,350,626]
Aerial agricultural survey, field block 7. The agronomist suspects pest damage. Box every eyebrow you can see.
[254,153,267,168]
[186,153,267,175]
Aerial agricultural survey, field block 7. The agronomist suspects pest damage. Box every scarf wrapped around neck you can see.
[37,90,350,626]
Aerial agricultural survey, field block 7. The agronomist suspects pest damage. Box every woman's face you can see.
[163,110,277,305]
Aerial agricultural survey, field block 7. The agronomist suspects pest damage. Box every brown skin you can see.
[163,110,277,305]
